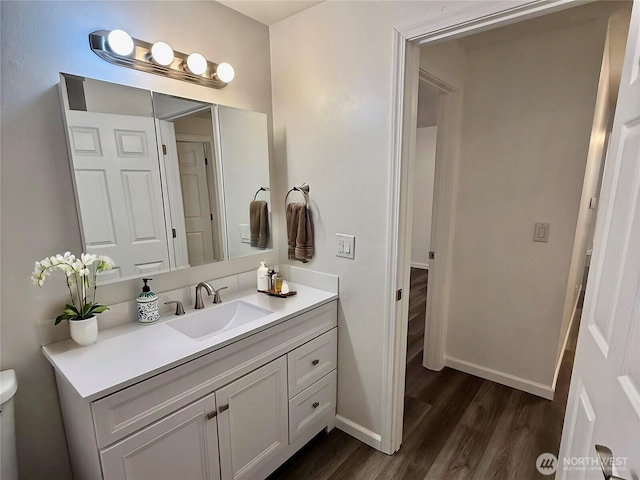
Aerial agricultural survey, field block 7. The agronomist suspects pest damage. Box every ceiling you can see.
[217,0,324,26]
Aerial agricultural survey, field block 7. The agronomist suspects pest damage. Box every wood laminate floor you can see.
[269,268,580,480]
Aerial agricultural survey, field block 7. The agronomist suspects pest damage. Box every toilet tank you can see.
[1,369,18,480]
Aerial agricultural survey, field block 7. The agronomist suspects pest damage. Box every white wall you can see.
[557,28,612,363]
[445,18,608,389]
[270,0,473,441]
[0,2,273,478]
[411,127,437,269]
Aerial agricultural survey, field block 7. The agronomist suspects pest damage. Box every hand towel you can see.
[250,200,269,249]
[286,203,314,261]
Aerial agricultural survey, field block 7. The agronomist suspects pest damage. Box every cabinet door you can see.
[217,356,288,480]
[100,393,220,480]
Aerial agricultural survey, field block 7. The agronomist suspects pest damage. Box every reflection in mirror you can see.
[152,93,225,268]
[60,74,171,284]
[215,105,271,259]
[59,74,273,286]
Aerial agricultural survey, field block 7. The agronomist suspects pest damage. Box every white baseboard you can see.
[553,284,582,390]
[410,262,429,270]
[445,356,554,400]
[335,415,382,450]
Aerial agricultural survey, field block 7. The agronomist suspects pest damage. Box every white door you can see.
[177,141,215,266]
[66,111,170,281]
[216,356,288,480]
[100,393,221,480]
[557,4,640,479]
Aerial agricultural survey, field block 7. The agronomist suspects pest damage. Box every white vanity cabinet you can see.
[217,356,289,480]
[50,299,338,480]
[100,393,221,480]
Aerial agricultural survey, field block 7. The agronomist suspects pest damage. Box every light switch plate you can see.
[336,234,355,259]
[533,222,550,243]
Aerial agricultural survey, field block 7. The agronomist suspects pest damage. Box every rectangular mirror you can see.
[59,74,272,285]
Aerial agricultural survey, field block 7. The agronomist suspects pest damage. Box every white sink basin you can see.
[167,301,273,340]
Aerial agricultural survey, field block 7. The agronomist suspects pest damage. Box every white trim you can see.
[553,284,582,390]
[401,0,581,44]
[410,262,429,270]
[380,29,412,456]
[385,0,587,454]
[335,415,382,451]
[445,356,555,401]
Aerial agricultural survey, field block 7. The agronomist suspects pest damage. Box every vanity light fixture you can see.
[149,41,175,67]
[185,52,208,75]
[107,29,134,56]
[89,30,234,89]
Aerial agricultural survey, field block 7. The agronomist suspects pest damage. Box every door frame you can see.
[382,0,588,455]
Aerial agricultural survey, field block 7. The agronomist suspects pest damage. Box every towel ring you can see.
[285,183,310,206]
[253,187,270,201]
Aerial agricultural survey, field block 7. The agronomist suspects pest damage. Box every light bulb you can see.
[216,63,235,83]
[186,53,207,75]
[107,29,134,56]
[150,42,174,66]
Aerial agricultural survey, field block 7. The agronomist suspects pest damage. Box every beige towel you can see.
[250,200,269,249]
[286,203,313,261]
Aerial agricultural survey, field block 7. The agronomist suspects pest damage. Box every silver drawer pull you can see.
[312,359,320,366]
[219,404,229,413]
[312,401,320,409]
[206,411,217,420]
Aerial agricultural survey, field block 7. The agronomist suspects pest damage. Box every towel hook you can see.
[253,186,270,201]
[285,183,310,206]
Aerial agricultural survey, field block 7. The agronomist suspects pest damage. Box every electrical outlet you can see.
[336,234,355,259]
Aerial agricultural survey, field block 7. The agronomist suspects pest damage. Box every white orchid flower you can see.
[81,253,98,266]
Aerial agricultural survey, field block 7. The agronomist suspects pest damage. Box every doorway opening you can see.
[397,0,632,475]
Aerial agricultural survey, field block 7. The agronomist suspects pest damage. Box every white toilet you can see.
[1,369,18,480]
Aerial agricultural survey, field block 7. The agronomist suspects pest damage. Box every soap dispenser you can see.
[136,278,160,324]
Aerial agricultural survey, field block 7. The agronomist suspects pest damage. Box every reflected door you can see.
[66,111,170,281]
[177,141,215,266]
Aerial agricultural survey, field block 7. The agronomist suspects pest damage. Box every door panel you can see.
[66,110,170,280]
[558,3,640,479]
[100,393,220,480]
[177,141,215,266]
[217,356,288,480]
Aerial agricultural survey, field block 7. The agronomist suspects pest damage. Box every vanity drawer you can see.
[288,370,336,443]
[287,328,337,398]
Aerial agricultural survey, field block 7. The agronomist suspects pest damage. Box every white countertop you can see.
[42,284,337,401]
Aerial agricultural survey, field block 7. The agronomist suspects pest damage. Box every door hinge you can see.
[210,213,214,221]
[205,157,208,166]
[429,251,435,260]
[162,144,167,155]
[396,289,403,301]
[172,228,177,239]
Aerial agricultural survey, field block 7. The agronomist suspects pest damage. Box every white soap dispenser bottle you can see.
[136,278,160,324]
[257,261,269,291]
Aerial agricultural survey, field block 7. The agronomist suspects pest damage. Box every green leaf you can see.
[89,304,109,315]
[55,314,65,325]
[65,304,80,315]
[81,302,93,317]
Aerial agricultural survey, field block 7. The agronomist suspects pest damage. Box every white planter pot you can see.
[69,317,98,346]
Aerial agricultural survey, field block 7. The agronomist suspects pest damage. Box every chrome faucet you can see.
[212,286,228,304]
[195,282,214,309]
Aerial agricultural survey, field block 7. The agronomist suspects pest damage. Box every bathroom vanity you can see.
[43,285,338,480]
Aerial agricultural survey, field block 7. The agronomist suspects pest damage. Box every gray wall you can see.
[445,18,607,387]
[0,2,273,477]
